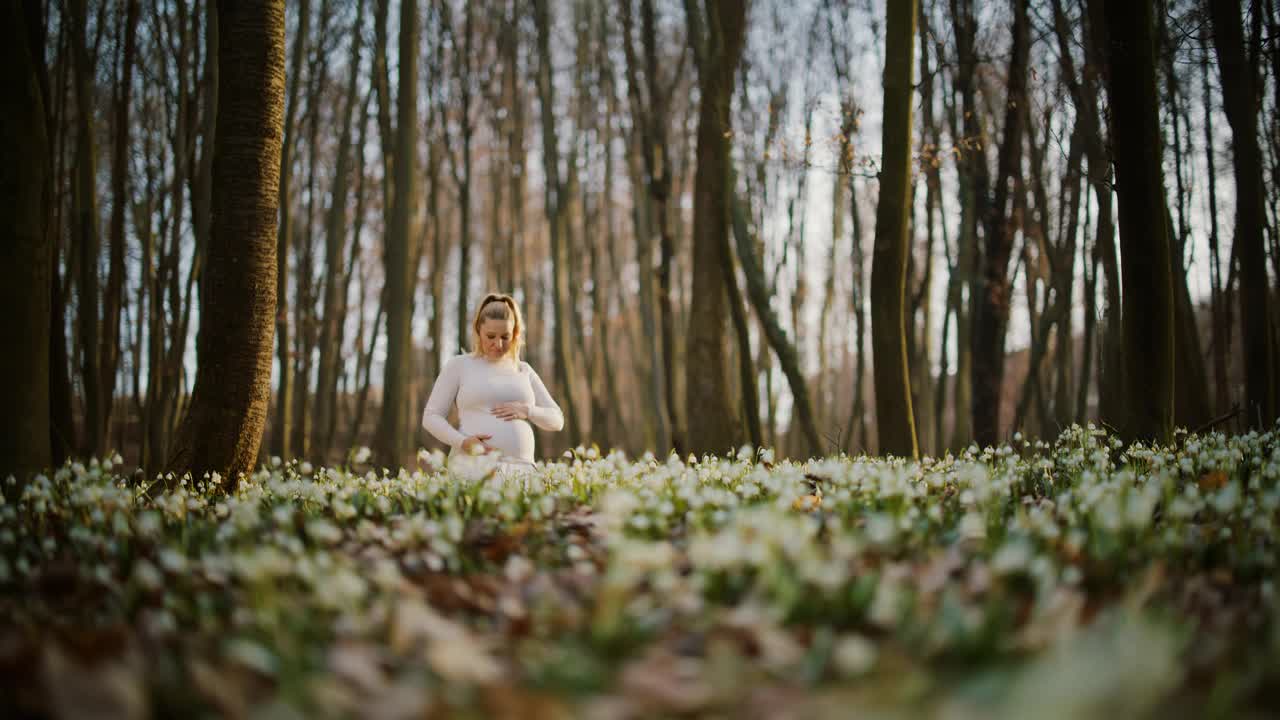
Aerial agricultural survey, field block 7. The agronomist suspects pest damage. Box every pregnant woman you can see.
[422,293,564,470]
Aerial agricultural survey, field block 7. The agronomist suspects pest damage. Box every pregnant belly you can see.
[458,411,535,462]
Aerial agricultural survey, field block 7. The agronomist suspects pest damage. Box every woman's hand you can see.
[491,401,530,421]
[460,434,493,455]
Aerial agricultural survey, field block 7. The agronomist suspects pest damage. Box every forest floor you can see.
[3,424,1279,719]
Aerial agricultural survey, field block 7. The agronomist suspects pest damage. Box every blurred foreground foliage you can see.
[3,424,1280,718]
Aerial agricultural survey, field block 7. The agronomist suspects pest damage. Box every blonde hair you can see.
[470,292,524,361]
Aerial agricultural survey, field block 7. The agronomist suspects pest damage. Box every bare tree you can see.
[683,0,748,457]
[1211,0,1278,427]
[871,0,919,458]
[970,0,1030,448]
[271,0,310,460]
[1094,0,1176,442]
[313,3,365,459]
[532,0,583,446]
[374,0,420,467]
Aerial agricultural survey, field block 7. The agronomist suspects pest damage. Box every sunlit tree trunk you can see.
[167,0,284,488]
[271,0,308,460]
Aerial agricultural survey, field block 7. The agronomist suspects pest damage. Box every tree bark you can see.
[374,0,418,467]
[167,0,284,487]
[683,0,747,457]
[1095,0,1176,442]
[1,0,52,478]
[970,0,1029,448]
[271,0,309,460]
[870,0,919,458]
[1211,0,1278,427]
[946,0,986,450]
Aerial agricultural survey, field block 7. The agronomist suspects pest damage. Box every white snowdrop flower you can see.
[833,634,878,677]
[991,540,1033,574]
[959,512,987,540]
[306,519,342,545]
[353,446,372,464]
[869,580,904,628]
[159,548,187,573]
[133,559,163,593]
[270,456,282,468]
[865,514,896,546]
[1213,482,1241,514]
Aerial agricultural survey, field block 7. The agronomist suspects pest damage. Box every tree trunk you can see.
[101,0,141,455]
[1,0,52,479]
[533,0,583,447]
[1095,0,1176,442]
[291,3,330,459]
[69,0,102,458]
[166,0,284,488]
[970,0,1029,448]
[848,173,869,453]
[347,291,384,453]
[683,0,747,457]
[626,131,670,453]
[271,0,308,460]
[329,90,372,456]
[870,0,919,458]
[448,2,476,356]
[623,0,684,454]
[947,0,986,450]
[374,0,418,467]
[1211,0,1278,427]
[313,4,364,458]
[730,195,823,456]
[1201,28,1231,415]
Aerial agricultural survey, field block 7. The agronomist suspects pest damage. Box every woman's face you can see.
[478,317,516,361]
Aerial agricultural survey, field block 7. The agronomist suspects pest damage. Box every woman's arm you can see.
[524,364,565,432]
[421,357,468,448]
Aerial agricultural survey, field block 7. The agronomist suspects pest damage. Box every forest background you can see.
[4,0,1278,479]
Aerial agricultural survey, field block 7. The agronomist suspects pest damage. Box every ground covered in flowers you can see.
[3,424,1280,718]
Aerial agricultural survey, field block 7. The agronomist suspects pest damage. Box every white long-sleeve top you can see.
[421,354,564,465]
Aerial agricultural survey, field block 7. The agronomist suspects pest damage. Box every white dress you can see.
[421,354,564,468]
